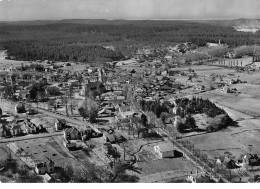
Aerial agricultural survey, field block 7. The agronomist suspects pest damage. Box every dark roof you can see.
[65,127,79,133]
[56,119,66,125]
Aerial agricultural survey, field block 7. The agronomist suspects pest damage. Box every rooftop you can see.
[156,142,175,152]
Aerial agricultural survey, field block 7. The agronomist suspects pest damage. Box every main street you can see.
[27,104,101,133]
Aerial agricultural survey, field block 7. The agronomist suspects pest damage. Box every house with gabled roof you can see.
[64,127,81,140]
[35,158,55,175]
[154,142,175,159]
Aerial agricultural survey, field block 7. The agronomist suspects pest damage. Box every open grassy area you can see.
[198,90,260,117]
[9,137,82,168]
[138,157,197,176]
[0,145,9,160]
[187,132,247,160]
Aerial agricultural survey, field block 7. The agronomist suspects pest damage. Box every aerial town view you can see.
[1,0,260,184]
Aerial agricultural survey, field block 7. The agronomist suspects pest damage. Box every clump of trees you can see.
[0,153,43,183]
[28,82,47,102]
[175,97,226,118]
[139,100,171,118]
[176,114,197,133]
[206,114,233,132]
[184,52,209,64]
[84,81,106,99]
[55,164,102,183]
[234,45,260,58]
[3,40,124,62]
[175,97,233,133]
[207,46,229,58]
[46,86,61,96]
[78,98,99,123]
[1,84,17,100]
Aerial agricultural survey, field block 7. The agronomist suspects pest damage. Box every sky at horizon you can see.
[0,0,260,21]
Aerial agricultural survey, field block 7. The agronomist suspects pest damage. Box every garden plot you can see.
[231,130,260,154]
[8,137,79,168]
[138,157,197,179]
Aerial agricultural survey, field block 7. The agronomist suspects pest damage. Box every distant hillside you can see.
[1,18,260,62]
[199,18,260,28]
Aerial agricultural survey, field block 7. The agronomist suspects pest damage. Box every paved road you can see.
[0,131,63,143]
[27,104,101,133]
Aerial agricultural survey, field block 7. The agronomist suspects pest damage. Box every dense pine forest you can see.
[1,19,260,62]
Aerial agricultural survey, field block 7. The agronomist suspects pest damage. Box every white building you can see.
[154,142,175,159]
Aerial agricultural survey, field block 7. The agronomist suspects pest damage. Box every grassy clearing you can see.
[138,157,196,176]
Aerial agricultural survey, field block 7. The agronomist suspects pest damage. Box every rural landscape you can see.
[1,0,260,184]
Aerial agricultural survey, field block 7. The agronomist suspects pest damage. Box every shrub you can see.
[47,86,61,96]
[206,114,232,132]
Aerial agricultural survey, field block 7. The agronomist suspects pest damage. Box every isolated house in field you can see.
[54,119,66,131]
[195,85,205,91]
[154,142,175,159]
[221,85,230,93]
[64,127,81,140]
[35,159,55,175]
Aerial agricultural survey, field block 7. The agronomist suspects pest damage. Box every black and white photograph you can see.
[0,0,260,184]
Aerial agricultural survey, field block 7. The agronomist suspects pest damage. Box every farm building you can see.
[154,142,175,159]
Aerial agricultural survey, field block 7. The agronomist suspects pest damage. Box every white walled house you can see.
[154,142,175,159]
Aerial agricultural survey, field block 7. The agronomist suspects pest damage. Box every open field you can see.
[138,158,197,176]
[187,132,247,160]
[7,136,83,169]
[0,51,34,69]
[215,103,254,121]
[238,71,260,84]
[231,130,260,154]
[197,90,260,117]
[185,91,260,163]
[60,63,86,73]
[138,157,198,182]
[230,83,260,99]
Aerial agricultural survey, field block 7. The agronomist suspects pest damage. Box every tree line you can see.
[2,40,124,62]
[175,97,233,133]
[1,21,260,62]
